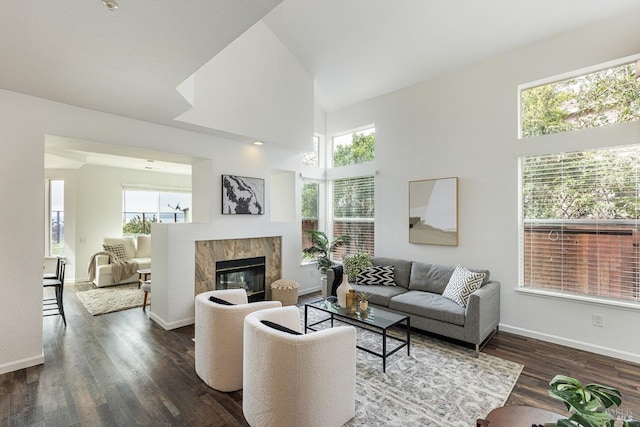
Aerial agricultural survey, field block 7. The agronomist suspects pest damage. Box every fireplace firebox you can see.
[215,256,266,302]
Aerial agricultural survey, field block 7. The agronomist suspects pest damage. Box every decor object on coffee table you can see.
[270,279,299,306]
[243,306,356,427]
[194,289,281,392]
[336,273,353,307]
[221,174,264,215]
[409,177,458,246]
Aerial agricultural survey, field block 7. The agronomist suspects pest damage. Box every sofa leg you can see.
[475,344,480,357]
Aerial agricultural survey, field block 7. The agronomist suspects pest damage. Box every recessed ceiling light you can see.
[102,0,119,11]
[253,141,264,146]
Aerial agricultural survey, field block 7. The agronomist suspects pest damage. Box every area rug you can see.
[76,283,149,315]
[302,308,523,427]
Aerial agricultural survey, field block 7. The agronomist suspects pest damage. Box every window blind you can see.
[520,145,640,303]
[331,175,375,258]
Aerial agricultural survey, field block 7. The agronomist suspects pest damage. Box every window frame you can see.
[517,53,640,139]
[330,125,375,168]
[518,145,640,308]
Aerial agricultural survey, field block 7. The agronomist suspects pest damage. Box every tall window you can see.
[332,127,375,167]
[519,145,640,303]
[122,188,191,235]
[49,180,64,256]
[331,175,375,260]
[302,135,320,167]
[520,58,639,138]
[301,180,320,259]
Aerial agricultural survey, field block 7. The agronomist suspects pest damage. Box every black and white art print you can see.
[221,175,265,215]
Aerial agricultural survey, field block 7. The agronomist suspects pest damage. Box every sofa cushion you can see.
[357,265,395,286]
[136,235,151,258]
[408,262,455,294]
[409,262,491,294]
[389,291,466,326]
[371,257,412,288]
[350,284,406,307]
[442,265,485,307]
[103,243,129,261]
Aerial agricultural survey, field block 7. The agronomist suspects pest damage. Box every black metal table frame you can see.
[304,302,410,372]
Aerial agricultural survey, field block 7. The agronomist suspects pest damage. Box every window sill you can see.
[516,287,640,312]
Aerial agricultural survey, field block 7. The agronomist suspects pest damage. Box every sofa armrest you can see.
[464,280,500,344]
[96,254,110,266]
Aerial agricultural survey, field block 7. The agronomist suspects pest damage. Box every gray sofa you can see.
[324,256,500,355]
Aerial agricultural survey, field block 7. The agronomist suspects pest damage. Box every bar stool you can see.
[43,259,66,326]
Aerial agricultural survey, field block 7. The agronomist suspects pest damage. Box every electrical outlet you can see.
[592,313,604,327]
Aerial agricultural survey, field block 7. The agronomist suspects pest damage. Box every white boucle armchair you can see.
[242,306,356,427]
[195,289,281,392]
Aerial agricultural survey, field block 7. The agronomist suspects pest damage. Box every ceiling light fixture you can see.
[253,141,264,146]
[102,0,119,11]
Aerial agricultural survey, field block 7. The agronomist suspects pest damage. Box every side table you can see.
[137,268,151,289]
[477,405,564,426]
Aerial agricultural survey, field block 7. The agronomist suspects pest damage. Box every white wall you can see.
[175,20,314,153]
[0,88,315,374]
[326,10,640,362]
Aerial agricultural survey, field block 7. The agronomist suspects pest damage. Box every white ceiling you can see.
[4,0,640,170]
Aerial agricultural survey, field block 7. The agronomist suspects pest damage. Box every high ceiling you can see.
[3,0,639,169]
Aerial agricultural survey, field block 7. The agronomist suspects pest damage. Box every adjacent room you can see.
[1,0,639,426]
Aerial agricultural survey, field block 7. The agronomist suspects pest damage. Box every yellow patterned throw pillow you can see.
[102,243,129,261]
[442,265,485,307]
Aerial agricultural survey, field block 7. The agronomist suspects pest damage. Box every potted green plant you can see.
[302,230,350,274]
[356,290,371,311]
[343,252,372,282]
[545,375,640,427]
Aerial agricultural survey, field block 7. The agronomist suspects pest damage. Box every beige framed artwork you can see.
[409,177,458,246]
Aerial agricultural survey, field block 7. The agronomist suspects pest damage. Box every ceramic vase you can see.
[336,275,352,307]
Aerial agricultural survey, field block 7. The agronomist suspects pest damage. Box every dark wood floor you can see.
[1,286,639,426]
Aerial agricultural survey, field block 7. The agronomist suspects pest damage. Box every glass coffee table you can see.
[304,296,410,372]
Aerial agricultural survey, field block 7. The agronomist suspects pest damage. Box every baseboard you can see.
[499,323,640,364]
[73,276,90,283]
[0,352,45,375]
[299,286,321,296]
[149,311,194,330]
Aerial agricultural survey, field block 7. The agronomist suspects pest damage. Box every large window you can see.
[122,188,191,235]
[519,145,640,303]
[331,175,375,260]
[49,180,64,256]
[302,135,320,167]
[520,57,639,138]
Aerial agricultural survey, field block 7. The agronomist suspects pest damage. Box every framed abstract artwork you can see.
[409,177,458,246]
[222,175,265,215]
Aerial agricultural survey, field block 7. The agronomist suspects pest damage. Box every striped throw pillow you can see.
[357,265,395,286]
